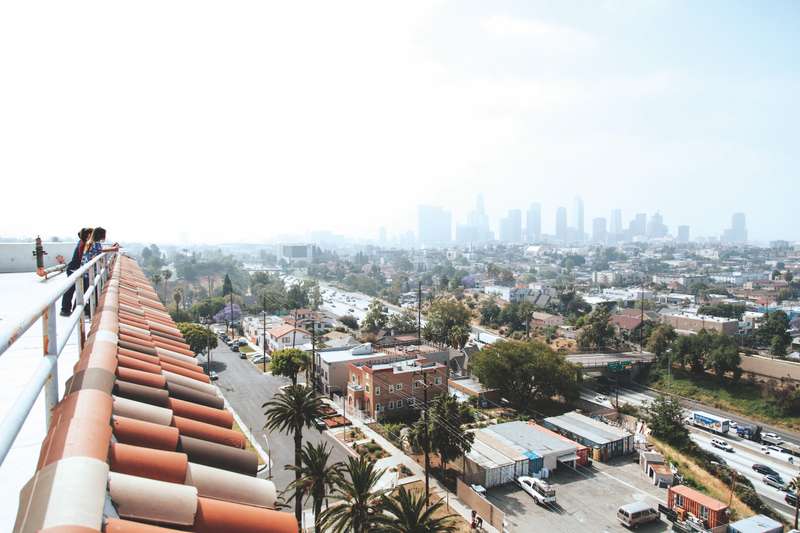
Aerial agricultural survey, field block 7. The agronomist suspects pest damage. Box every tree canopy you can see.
[576,306,615,351]
[423,297,471,348]
[361,299,389,335]
[646,394,689,446]
[270,348,309,385]
[470,340,579,410]
[176,323,218,356]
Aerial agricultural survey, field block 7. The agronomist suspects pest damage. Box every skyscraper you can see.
[592,217,607,244]
[417,205,451,246]
[722,212,747,243]
[573,196,585,242]
[526,203,542,242]
[499,209,522,242]
[556,207,568,242]
[677,225,690,243]
[647,212,668,239]
[466,194,491,242]
[610,209,622,235]
[629,213,647,237]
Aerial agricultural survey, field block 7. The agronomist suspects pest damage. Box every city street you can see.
[207,341,349,495]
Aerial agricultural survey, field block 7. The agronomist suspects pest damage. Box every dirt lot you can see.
[487,456,671,533]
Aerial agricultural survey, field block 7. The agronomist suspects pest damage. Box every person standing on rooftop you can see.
[81,226,118,266]
[59,227,93,317]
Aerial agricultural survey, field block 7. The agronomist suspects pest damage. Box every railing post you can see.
[88,263,97,318]
[76,275,86,350]
[42,302,59,428]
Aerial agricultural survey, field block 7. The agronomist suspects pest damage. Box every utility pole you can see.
[639,285,644,353]
[311,319,316,392]
[417,281,422,345]
[416,368,431,505]
[292,309,298,348]
[262,296,268,373]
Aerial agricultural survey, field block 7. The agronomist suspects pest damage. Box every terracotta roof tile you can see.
[12,256,297,532]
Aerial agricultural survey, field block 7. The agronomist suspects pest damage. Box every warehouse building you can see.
[543,411,634,461]
[483,421,580,473]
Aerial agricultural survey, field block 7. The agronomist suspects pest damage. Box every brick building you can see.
[346,357,447,420]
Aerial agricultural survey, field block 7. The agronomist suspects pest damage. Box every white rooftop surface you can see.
[0,272,84,530]
[319,346,388,364]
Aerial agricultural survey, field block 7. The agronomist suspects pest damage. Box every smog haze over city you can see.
[1,1,797,244]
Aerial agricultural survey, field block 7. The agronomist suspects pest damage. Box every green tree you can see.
[448,325,470,350]
[287,283,310,310]
[222,273,233,297]
[423,297,470,347]
[319,456,386,533]
[162,269,172,301]
[576,306,615,351]
[758,311,791,353]
[263,385,326,527]
[340,315,359,331]
[172,288,183,312]
[310,283,323,310]
[388,308,417,334]
[271,348,310,385]
[646,324,677,368]
[429,394,474,482]
[176,323,218,356]
[285,442,342,533]
[375,487,457,533]
[361,299,389,334]
[705,341,741,381]
[470,340,579,410]
[671,335,694,369]
[478,299,501,326]
[645,394,689,446]
[771,335,790,357]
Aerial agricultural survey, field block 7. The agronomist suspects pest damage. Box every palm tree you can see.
[152,272,162,296]
[789,473,800,529]
[263,385,326,529]
[162,269,172,301]
[285,442,342,533]
[375,487,457,533]
[173,288,183,313]
[319,456,386,533]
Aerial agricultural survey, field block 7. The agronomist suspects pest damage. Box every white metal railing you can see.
[0,251,116,465]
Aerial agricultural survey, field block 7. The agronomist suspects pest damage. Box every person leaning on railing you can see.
[59,227,93,317]
[80,227,119,315]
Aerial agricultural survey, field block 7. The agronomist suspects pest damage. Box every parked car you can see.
[237,339,248,346]
[753,464,779,477]
[786,492,798,506]
[763,474,786,490]
[595,395,608,403]
[711,439,734,452]
[209,371,219,381]
[517,476,556,506]
[617,502,659,529]
[240,352,247,359]
[231,345,239,352]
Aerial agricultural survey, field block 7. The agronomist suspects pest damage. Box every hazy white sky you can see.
[1,1,797,244]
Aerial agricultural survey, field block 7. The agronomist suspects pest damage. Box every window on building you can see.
[699,506,708,520]
[388,384,394,392]
[396,383,403,391]
[376,403,382,412]
[412,381,419,389]
[351,374,356,383]
[675,494,684,508]
[365,384,370,392]
[407,398,415,406]
[388,401,394,410]
[375,386,380,396]
[434,376,442,385]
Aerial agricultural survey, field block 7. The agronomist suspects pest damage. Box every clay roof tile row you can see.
[13,256,296,533]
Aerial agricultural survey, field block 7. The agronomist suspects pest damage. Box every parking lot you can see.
[488,456,670,533]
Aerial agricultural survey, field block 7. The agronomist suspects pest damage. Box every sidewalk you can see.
[322,398,502,533]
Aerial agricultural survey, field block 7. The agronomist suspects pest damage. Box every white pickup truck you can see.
[517,476,556,506]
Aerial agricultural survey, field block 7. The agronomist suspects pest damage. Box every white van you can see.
[617,502,659,528]
[711,438,733,452]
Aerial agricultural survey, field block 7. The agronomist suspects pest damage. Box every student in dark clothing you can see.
[59,228,93,317]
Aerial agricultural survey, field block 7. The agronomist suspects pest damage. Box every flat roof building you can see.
[543,411,634,461]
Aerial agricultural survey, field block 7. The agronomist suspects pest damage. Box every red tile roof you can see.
[610,314,643,331]
[13,256,297,533]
